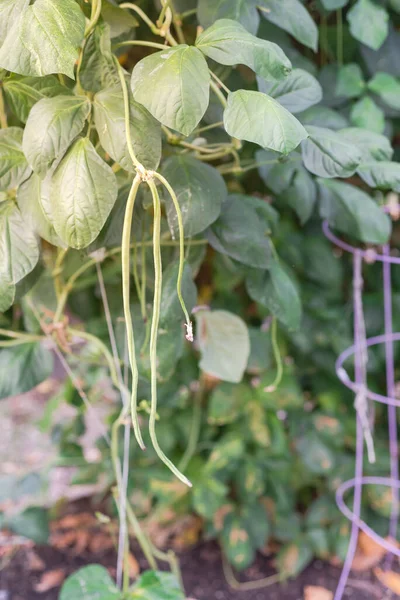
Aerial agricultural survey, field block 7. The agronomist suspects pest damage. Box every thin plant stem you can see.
[153,172,193,341]
[263,318,283,393]
[85,0,102,37]
[337,9,344,67]
[193,121,224,134]
[115,40,167,51]
[0,337,44,348]
[210,70,230,95]
[115,58,144,172]
[125,501,158,570]
[178,378,204,471]
[210,80,227,108]
[0,87,7,129]
[147,178,192,487]
[121,175,145,450]
[222,551,283,591]
[120,2,159,35]
[140,220,147,321]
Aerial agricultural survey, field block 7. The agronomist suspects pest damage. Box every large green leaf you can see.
[161,155,226,238]
[159,261,197,325]
[0,200,39,309]
[192,477,228,517]
[197,0,260,34]
[301,126,362,178]
[130,571,184,600]
[50,138,118,249]
[357,161,400,192]
[350,96,385,134]
[60,565,120,600]
[0,343,53,399]
[23,96,91,176]
[94,84,161,171]
[318,179,391,243]
[2,75,70,123]
[206,194,273,269]
[131,45,210,136]
[195,309,250,383]
[298,106,348,130]
[246,261,302,330]
[258,68,322,113]
[0,127,31,191]
[8,507,49,544]
[0,0,85,78]
[101,0,138,38]
[196,19,291,82]
[261,0,318,51]
[17,174,63,246]
[0,0,29,45]
[79,22,120,93]
[347,0,389,50]
[224,90,308,154]
[335,63,365,99]
[338,128,393,163]
[368,72,400,110]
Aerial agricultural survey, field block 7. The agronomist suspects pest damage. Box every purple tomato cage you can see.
[323,209,400,600]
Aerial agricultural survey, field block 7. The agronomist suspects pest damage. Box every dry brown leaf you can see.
[304,585,333,600]
[374,568,400,595]
[127,553,140,578]
[27,549,45,571]
[34,569,65,592]
[358,531,386,558]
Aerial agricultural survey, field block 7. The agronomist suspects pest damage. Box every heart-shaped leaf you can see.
[0,127,31,191]
[258,68,322,113]
[301,125,362,178]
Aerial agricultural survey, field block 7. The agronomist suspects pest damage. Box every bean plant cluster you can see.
[1,0,400,598]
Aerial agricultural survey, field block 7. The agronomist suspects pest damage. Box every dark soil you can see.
[0,540,392,600]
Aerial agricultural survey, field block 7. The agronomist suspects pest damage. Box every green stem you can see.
[85,0,102,37]
[193,121,224,135]
[264,318,283,393]
[210,70,230,95]
[122,175,145,450]
[222,551,284,591]
[115,58,144,172]
[178,378,203,471]
[0,87,7,129]
[336,9,343,67]
[119,2,160,35]
[114,40,167,51]
[147,179,192,487]
[210,80,228,108]
[125,502,158,570]
[153,172,193,341]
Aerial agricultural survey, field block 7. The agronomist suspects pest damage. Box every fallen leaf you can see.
[127,553,140,578]
[358,531,386,558]
[374,568,400,594]
[304,585,333,600]
[34,569,65,592]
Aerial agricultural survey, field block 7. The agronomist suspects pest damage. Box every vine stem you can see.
[178,378,204,471]
[120,2,159,35]
[115,40,167,51]
[153,172,193,341]
[121,175,146,450]
[263,318,283,393]
[147,179,192,487]
[222,551,284,591]
[85,0,102,37]
[210,80,228,108]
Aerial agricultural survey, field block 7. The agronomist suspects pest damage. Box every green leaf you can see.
[17,174,63,246]
[0,127,31,191]
[298,106,348,130]
[357,161,400,192]
[161,155,226,238]
[258,68,322,113]
[295,431,336,475]
[23,96,91,177]
[197,0,260,35]
[79,22,120,93]
[8,507,49,544]
[195,309,250,383]
[338,128,393,163]
[224,90,308,154]
[280,166,317,225]
[208,382,243,425]
[246,261,302,330]
[50,138,118,249]
[318,179,391,244]
[2,75,71,123]
[159,261,197,325]
[321,0,348,8]
[131,45,210,136]
[206,194,273,269]
[101,0,138,38]
[0,0,85,78]
[131,571,184,600]
[193,477,228,518]
[0,200,39,308]
[196,19,291,82]
[0,342,53,399]
[243,502,270,549]
[236,462,265,501]
[347,0,389,50]
[60,565,120,600]
[261,0,318,51]
[94,84,161,171]
[277,540,313,577]
[221,513,255,571]
[0,0,29,45]
[350,96,385,134]
[301,125,362,178]
[335,63,365,98]
[368,72,400,110]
